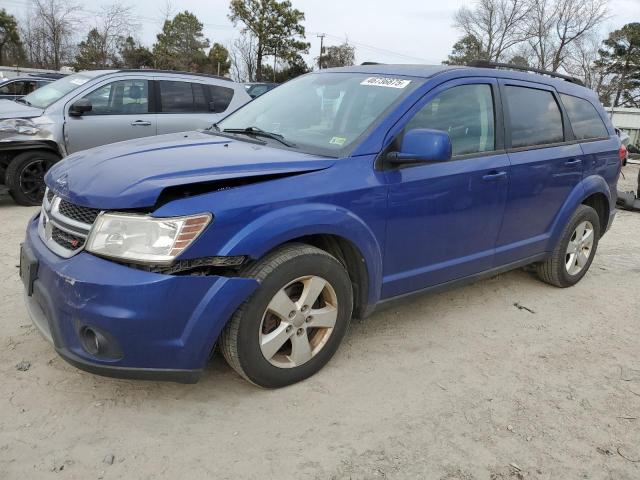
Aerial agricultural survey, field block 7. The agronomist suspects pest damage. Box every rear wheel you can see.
[536,205,600,287]
[220,244,353,388]
[5,150,60,206]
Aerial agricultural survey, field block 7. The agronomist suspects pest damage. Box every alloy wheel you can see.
[259,275,338,368]
[565,220,594,275]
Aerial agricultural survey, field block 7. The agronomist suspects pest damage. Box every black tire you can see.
[220,243,353,388]
[5,150,60,206]
[536,205,600,287]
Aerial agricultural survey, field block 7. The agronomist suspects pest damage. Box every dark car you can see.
[22,62,620,388]
[244,82,279,98]
[0,73,65,101]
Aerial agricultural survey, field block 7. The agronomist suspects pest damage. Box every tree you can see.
[453,0,532,62]
[72,4,135,71]
[0,9,23,65]
[119,36,154,69]
[208,43,231,76]
[444,34,487,65]
[508,54,529,66]
[28,0,82,69]
[525,0,607,71]
[262,53,310,82]
[229,0,309,81]
[230,32,258,81]
[73,29,109,70]
[153,11,209,71]
[318,41,355,68]
[596,23,640,107]
[563,33,606,91]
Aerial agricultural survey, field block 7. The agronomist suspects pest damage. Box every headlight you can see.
[0,118,39,135]
[86,212,211,264]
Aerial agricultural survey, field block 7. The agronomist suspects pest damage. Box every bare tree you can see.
[563,33,600,87]
[24,0,82,69]
[453,0,533,62]
[93,3,137,66]
[525,0,607,71]
[157,0,176,26]
[229,32,258,82]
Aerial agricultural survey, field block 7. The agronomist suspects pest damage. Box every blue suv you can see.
[20,63,621,388]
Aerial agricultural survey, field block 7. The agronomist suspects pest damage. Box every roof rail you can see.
[361,62,384,65]
[468,60,585,87]
[115,69,234,82]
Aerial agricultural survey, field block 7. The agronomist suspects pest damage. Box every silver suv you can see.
[0,70,251,205]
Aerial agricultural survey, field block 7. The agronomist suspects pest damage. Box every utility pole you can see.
[317,33,325,69]
[273,43,278,82]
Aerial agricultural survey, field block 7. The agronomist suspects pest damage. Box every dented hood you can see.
[45,131,336,209]
[0,99,44,119]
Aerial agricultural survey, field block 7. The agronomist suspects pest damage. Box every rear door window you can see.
[159,81,211,113]
[560,94,608,140]
[504,86,564,148]
[406,83,496,156]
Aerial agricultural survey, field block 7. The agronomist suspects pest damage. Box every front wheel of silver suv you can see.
[536,204,601,287]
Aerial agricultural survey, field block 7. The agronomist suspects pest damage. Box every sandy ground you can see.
[1,165,639,480]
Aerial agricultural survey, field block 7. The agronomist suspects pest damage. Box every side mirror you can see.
[387,128,452,164]
[209,100,226,114]
[69,98,92,117]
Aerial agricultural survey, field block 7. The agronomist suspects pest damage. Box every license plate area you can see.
[19,243,38,296]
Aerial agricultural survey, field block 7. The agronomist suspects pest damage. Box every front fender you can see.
[548,175,612,248]
[218,203,384,306]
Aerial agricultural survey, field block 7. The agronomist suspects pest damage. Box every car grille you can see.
[51,225,86,250]
[58,199,101,225]
[38,188,102,258]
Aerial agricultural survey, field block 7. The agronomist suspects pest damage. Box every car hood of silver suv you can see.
[0,99,44,120]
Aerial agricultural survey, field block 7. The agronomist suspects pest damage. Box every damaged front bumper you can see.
[21,214,259,383]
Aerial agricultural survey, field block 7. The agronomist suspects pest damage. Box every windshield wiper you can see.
[222,126,296,147]
[15,98,32,106]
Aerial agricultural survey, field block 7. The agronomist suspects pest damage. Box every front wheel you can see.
[536,204,601,287]
[5,150,60,206]
[220,244,353,388]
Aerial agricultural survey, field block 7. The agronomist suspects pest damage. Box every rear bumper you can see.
[22,214,258,383]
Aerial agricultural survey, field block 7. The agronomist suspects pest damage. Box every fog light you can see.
[80,327,100,355]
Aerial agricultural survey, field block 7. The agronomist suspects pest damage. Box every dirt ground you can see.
[1,165,639,480]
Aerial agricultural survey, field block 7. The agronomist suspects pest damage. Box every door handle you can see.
[482,171,507,182]
[565,158,582,166]
[131,120,151,126]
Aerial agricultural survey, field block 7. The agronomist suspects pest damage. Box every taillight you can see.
[619,144,627,164]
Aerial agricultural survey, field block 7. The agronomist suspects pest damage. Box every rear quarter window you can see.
[560,94,608,140]
[207,85,234,112]
[504,85,564,148]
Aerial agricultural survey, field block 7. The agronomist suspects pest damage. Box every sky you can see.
[3,0,640,67]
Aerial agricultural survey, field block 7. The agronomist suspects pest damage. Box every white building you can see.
[608,107,640,147]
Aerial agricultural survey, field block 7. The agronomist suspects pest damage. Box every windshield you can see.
[218,72,419,156]
[21,73,94,109]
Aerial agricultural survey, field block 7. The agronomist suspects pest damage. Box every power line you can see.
[312,32,436,63]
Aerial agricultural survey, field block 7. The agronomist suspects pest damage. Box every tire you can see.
[536,204,600,287]
[5,150,60,206]
[220,243,353,388]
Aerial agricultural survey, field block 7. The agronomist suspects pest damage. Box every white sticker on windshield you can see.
[70,78,88,86]
[360,77,411,89]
